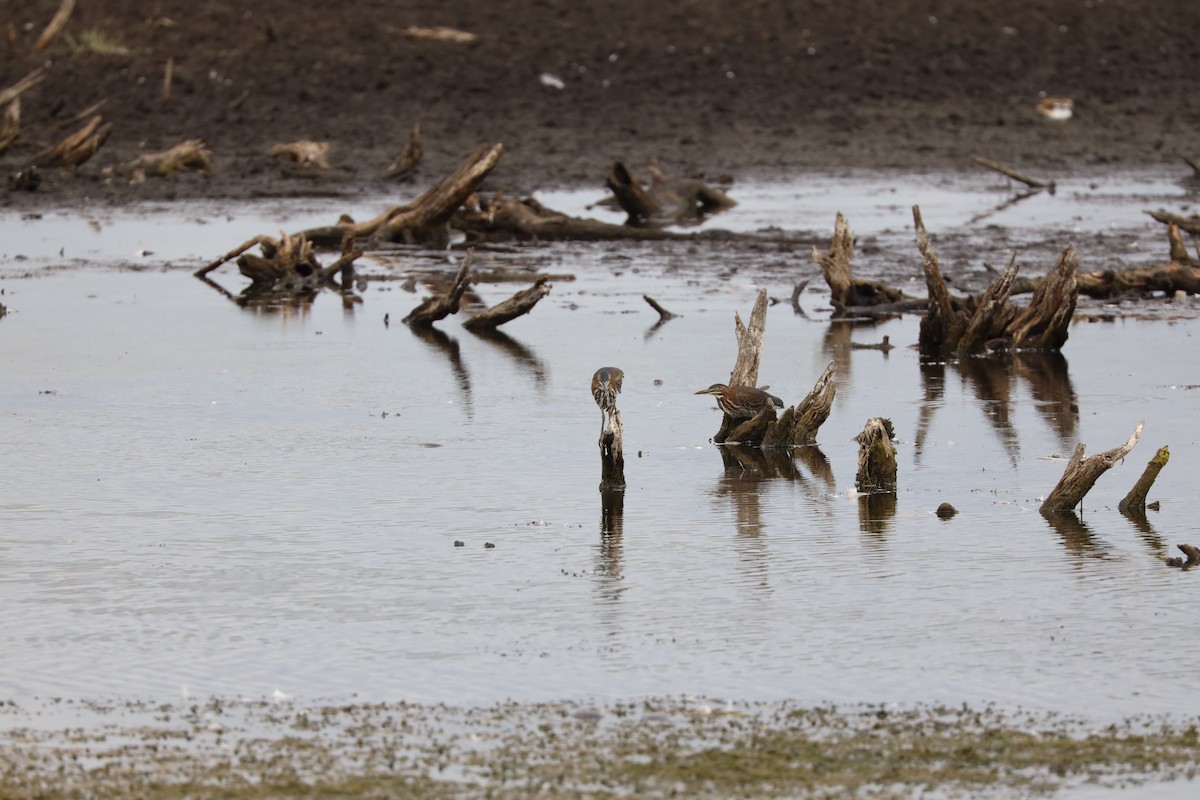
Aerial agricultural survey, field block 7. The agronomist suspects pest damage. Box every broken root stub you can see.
[599,409,626,492]
[1118,445,1169,513]
[855,417,898,494]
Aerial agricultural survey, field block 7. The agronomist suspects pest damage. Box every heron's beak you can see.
[693,387,716,396]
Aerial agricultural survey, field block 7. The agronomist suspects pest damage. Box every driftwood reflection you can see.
[595,489,626,605]
[1120,507,1167,561]
[408,323,473,419]
[858,492,897,539]
[709,444,834,540]
[1041,510,1107,563]
[468,328,549,392]
[916,351,1078,466]
[823,317,893,384]
[197,270,362,311]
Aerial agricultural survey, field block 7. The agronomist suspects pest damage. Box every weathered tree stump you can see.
[854,417,898,493]
[730,288,769,387]
[402,250,475,327]
[1040,422,1144,514]
[704,290,836,447]
[812,213,911,312]
[761,361,837,447]
[599,409,626,492]
[914,205,1078,354]
[1118,445,1168,512]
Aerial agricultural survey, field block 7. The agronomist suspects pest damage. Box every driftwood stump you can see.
[402,251,474,327]
[1118,445,1168,513]
[1040,422,1144,514]
[855,417,898,493]
[707,290,836,447]
[599,409,626,492]
[914,205,1078,354]
[812,212,911,312]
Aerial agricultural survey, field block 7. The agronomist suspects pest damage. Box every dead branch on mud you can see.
[0,97,20,153]
[105,139,212,183]
[812,212,912,313]
[971,154,1054,192]
[855,417,898,493]
[462,277,551,331]
[914,205,1077,355]
[403,251,475,327]
[269,140,331,170]
[29,114,111,169]
[1040,421,1144,514]
[1118,445,1168,513]
[604,160,735,226]
[0,67,45,107]
[453,193,720,243]
[34,0,75,51]
[381,122,422,180]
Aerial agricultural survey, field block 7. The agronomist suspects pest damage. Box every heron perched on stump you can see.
[693,383,783,420]
[591,367,624,433]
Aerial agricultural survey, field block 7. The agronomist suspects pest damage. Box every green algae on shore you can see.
[2,698,1197,799]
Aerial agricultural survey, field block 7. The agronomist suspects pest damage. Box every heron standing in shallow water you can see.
[694,383,783,420]
[591,367,624,434]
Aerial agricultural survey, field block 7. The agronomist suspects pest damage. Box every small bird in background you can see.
[694,383,784,420]
[591,367,624,433]
[1036,97,1073,121]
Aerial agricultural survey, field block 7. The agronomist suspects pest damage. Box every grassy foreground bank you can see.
[2,697,1197,798]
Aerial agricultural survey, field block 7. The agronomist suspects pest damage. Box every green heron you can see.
[694,383,784,419]
[591,366,624,432]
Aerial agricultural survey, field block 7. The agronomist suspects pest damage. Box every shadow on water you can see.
[917,351,1078,468]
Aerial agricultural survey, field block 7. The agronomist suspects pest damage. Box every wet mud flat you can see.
[3,697,1199,799]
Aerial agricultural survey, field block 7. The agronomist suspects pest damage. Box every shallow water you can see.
[2,171,1199,724]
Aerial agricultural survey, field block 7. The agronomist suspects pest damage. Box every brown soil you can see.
[3,0,1199,207]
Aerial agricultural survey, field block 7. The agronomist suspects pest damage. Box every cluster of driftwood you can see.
[195,141,739,310]
[688,286,1179,558]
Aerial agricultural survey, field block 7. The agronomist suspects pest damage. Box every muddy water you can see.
[2,171,1198,721]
